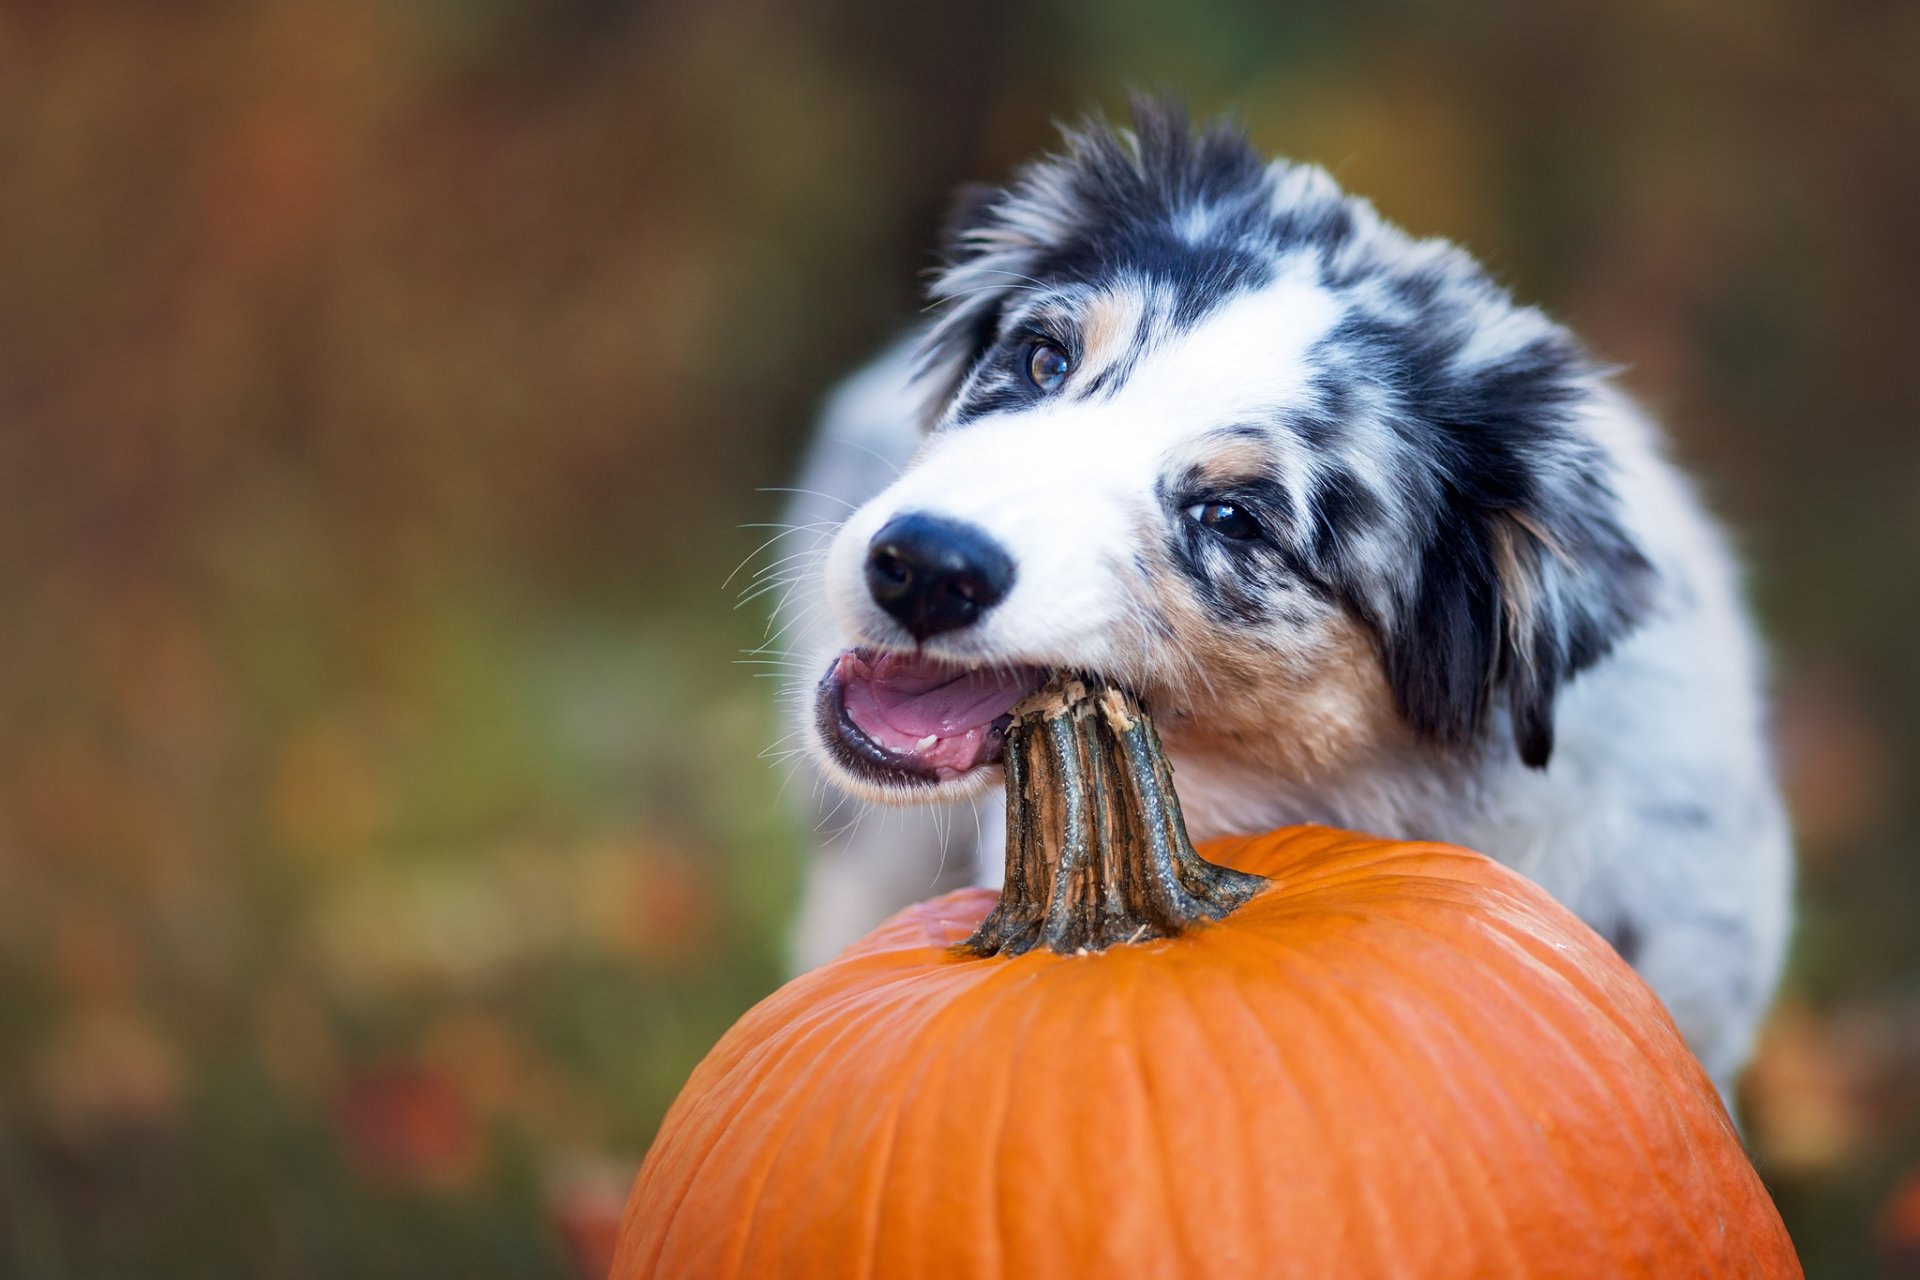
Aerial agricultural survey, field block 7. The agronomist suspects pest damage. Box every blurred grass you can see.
[0,0,1916,1275]
[0,570,799,1275]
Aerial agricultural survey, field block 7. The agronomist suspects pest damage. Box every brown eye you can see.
[1024,341,1070,391]
[1187,501,1262,541]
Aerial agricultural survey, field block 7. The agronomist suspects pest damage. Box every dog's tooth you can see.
[915,734,938,750]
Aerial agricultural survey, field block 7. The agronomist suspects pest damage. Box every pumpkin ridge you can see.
[1202,828,1484,885]
[1334,928,1542,1271]
[668,985,910,1277]
[629,1008,835,1275]
[1250,856,1497,917]
[972,965,1054,1280]
[1313,915,1606,1275]
[1118,964,1200,1275]
[843,972,970,1280]
[649,955,1016,1275]
[674,967,942,1147]
[1211,961,1330,1272]
[1241,937,1406,1276]
[1377,909,1741,1271]
[856,935,1051,1278]
[1290,917,1528,1274]
[1173,956,1278,1257]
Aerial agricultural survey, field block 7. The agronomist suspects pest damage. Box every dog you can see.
[771,102,1791,1095]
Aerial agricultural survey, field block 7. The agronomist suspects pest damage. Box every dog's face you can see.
[808,104,1653,811]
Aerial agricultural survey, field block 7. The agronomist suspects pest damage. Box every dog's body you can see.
[777,106,1791,1092]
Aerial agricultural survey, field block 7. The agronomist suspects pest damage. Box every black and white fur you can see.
[775,104,1791,1093]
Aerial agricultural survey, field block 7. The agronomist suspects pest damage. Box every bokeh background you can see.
[2,1,1916,1275]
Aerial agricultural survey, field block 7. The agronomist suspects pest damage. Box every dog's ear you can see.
[1382,343,1656,769]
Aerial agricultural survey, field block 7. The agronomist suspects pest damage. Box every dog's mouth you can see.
[816,648,1050,789]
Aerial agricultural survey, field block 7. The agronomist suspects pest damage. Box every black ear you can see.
[1383,348,1656,769]
[1501,500,1658,765]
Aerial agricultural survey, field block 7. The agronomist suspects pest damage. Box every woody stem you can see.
[965,674,1268,958]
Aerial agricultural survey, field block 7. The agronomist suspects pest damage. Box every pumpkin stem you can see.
[965,674,1268,957]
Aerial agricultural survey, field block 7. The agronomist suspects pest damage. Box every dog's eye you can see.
[1024,340,1071,392]
[1186,501,1263,541]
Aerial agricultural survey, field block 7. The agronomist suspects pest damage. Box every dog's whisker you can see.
[930,805,951,875]
[735,576,809,611]
[741,571,826,612]
[760,747,810,766]
[739,567,812,600]
[722,522,839,590]
[757,485,859,511]
[827,436,905,479]
[757,730,804,760]
[757,601,827,651]
[946,266,1053,291]
[746,547,830,584]
[812,787,856,837]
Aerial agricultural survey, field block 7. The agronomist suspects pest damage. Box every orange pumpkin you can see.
[617,681,1799,1279]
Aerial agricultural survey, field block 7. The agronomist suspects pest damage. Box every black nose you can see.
[865,513,1015,640]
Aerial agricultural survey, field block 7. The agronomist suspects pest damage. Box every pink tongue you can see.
[858,652,1036,735]
[838,651,1043,775]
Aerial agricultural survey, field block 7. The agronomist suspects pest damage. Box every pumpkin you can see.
[617,678,1799,1279]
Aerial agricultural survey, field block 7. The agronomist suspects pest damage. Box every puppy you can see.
[776,102,1791,1094]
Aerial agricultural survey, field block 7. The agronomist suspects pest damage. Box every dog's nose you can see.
[865,513,1015,640]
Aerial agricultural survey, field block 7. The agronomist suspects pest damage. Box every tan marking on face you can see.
[1165,612,1405,780]
[1183,435,1275,490]
[1077,288,1146,382]
[1130,532,1406,783]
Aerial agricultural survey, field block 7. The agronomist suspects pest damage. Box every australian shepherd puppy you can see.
[777,102,1791,1093]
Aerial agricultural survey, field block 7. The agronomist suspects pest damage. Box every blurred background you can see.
[1,1,1915,1275]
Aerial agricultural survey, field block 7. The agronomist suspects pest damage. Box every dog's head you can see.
[809,101,1653,807]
